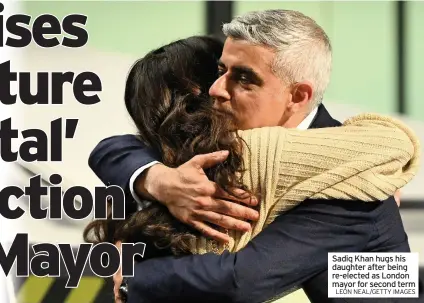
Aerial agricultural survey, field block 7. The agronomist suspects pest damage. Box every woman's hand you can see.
[135,151,260,243]
[395,189,401,207]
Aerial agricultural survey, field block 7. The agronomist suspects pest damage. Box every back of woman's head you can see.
[84,36,248,257]
[125,35,244,185]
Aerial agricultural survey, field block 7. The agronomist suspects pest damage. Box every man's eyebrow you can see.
[232,65,263,85]
[217,61,264,85]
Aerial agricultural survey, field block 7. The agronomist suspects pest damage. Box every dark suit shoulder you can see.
[297,196,408,251]
[309,104,342,129]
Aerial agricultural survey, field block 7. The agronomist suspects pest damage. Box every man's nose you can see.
[209,76,231,102]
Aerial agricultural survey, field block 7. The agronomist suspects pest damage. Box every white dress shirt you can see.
[130,107,319,209]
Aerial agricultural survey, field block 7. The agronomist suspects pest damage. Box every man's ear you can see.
[287,81,313,113]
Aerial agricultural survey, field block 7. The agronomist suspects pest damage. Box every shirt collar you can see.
[297,107,318,130]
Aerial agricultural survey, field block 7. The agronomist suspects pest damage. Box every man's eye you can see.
[218,69,225,76]
[239,75,250,84]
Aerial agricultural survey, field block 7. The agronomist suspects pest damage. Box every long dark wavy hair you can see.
[83,36,248,259]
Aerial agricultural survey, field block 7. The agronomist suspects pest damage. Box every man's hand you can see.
[136,150,260,242]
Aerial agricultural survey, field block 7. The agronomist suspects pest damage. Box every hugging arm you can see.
[237,116,416,232]
[88,135,259,241]
[126,199,374,303]
[126,115,417,302]
[88,134,161,204]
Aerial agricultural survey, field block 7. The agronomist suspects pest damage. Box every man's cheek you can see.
[239,114,259,130]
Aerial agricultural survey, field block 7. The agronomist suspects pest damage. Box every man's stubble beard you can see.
[213,100,240,125]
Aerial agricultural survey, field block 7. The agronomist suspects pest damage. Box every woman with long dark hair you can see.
[84,36,419,260]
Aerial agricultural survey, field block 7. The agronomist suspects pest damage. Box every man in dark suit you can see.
[89,9,419,303]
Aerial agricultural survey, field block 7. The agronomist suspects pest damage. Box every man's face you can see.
[209,38,292,130]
